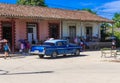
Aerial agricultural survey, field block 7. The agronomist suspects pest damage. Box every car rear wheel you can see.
[51,51,57,58]
[75,49,80,55]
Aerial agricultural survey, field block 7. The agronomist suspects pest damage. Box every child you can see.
[3,41,11,59]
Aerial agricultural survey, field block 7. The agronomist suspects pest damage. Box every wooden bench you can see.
[101,48,117,58]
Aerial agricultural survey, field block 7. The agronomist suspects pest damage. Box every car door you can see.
[56,41,67,54]
[66,44,74,54]
[62,41,72,54]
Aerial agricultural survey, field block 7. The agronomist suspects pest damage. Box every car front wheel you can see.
[51,51,57,58]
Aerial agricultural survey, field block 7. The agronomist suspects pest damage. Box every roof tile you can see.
[0,3,113,23]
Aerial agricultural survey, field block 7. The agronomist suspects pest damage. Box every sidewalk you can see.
[0,52,30,58]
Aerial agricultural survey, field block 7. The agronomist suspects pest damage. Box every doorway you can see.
[2,22,12,46]
[69,26,76,42]
[27,24,37,44]
[86,27,92,40]
[49,23,59,39]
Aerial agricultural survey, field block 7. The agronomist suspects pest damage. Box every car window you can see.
[57,41,67,46]
[62,41,67,45]
[43,42,55,46]
[58,42,62,46]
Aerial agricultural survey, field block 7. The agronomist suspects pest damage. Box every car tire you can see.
[38,55,44,58]
[75,49,80,55]
[51,51,57,58]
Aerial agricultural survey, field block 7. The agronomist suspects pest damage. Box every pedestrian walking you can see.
[3,40,11,59]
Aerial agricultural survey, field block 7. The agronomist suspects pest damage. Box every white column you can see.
[98,23,100,39]
[96,22,101,39]
[60,20,62,38]
[80,22,82,37]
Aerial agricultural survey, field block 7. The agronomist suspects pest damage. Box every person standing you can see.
[19,42,25,54]
[26,41,31,53]
[112,39,116,49]
[3,41,11,59]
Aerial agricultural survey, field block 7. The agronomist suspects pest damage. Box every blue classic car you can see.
[29,39,82,58]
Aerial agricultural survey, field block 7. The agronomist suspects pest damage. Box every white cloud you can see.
[94,0,120,19]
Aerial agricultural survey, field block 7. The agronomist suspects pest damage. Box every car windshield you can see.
[43,42,55,46]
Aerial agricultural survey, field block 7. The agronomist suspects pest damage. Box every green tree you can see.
[112,13,120,28]
[82,8,97,14]
[17,0,47,7]
[100,23,111,41]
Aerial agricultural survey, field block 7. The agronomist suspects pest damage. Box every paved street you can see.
[0,51,120,83]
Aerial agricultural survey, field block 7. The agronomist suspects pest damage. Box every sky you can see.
[0,0,120,19]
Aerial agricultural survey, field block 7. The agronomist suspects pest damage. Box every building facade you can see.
[0,3,114,51]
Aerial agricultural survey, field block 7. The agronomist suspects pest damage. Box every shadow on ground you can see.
[0,70,54,75]
[36,54,89,60]
[0,53,31,59]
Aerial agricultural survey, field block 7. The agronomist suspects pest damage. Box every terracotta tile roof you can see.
[0,3,113,23]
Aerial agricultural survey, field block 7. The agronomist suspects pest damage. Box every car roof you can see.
[44,39,67,43]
